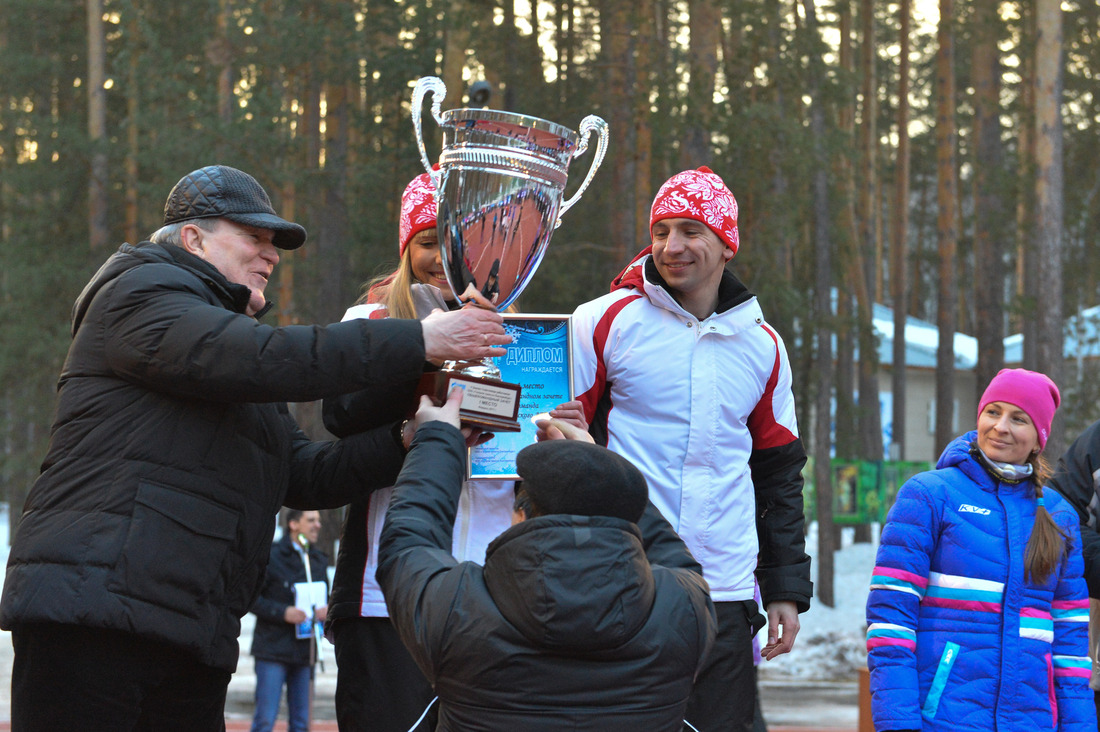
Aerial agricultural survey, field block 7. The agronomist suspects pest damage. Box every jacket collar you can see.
[642,257,753,314]
[938,431,1036,494]
[156,242,258,314]
[74,241,255,333]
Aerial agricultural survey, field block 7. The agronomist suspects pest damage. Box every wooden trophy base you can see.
[418,370,523,432]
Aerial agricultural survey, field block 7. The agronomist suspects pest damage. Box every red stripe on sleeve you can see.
[747,324,797,450]
[577,295,641,423]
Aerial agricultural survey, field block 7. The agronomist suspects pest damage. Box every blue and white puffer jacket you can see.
[866,432,1095,731]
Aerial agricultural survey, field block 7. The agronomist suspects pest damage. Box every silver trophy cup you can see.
[412,75,609,431]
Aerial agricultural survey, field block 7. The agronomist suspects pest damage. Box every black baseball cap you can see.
[163,165,306,250]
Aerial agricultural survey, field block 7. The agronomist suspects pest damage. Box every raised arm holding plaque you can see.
[410,75,608,432]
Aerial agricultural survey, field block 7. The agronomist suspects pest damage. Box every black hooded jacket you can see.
[0,241,425,671]
[1049,417,1100,596]
[377,423,717,731]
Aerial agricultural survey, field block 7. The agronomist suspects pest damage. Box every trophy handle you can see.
[411,76,447,193]
[557,115,610,225]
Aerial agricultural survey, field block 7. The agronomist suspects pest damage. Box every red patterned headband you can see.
[649,166,739,254]
[399,172,438,257]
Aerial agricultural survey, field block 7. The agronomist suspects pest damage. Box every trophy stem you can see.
[441,358,503,382]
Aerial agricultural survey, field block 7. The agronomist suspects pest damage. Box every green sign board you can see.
[802,459,932,525]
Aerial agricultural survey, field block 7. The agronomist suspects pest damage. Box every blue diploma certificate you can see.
[468,315,573,479]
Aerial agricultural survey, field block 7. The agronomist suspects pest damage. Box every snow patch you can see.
[759,525,874,681]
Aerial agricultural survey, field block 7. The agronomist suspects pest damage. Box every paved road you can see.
[759,678,860,729]
[0,618,860,731]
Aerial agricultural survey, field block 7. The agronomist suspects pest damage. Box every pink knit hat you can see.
[977,368,1061,450]
[649,166,739,255]
[398,171,437,257]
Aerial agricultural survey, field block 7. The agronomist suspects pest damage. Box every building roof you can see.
[1004,304,1100,364]
[872,303,978,370]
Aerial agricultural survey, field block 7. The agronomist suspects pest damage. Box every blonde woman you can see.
[322,173,584,732]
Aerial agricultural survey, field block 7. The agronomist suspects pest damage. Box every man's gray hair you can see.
[148,217,218,247]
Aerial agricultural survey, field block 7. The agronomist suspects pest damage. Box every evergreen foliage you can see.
[2,0,1098,539]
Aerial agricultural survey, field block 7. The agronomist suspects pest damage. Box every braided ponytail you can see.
[1023,453,1067,584]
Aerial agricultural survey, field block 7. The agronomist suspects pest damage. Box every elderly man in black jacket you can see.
[377,389,717,731]
[0,165,510,732]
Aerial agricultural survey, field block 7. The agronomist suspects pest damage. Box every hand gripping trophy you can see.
[411,76,609,432]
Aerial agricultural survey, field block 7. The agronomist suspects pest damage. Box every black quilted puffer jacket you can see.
[0,241,425,671]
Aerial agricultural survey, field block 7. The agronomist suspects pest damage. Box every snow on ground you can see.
[758,524,876,681]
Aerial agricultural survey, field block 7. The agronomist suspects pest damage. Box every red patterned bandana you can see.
[399,172,438,257]
[649,166,739,255]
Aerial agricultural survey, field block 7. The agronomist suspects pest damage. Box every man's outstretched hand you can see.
[421,307,511,365]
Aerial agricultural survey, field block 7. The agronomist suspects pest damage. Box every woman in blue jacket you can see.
[866,368,1095,731]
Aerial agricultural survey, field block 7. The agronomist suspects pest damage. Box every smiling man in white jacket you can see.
[570,166,812,732]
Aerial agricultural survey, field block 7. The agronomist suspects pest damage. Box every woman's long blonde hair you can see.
[356,250,419,319]
[355,245,518,318]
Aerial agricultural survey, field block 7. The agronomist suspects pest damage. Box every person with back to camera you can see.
[866,368,1096,730]
[374,386,717,731]
[0,164,510,731]
[321,171,587,732]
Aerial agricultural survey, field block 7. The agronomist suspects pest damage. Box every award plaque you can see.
[411,76,607,432]
[417,366,522,433]
[468,315,573,479]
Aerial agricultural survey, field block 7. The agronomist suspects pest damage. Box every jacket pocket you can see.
[921,641,960,720]
[107,481,239,614]
[1046,653,1056,729]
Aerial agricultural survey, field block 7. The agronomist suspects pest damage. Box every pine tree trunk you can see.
[679,0,719,167]
[318,81,350,322]
[802,0,835,608]
[934,0,959,456]
[856,0,882,465]
[125,10,140,246]
[972,0,1007,391]
[633,1,656,241]
[599,0,640,263]
[1033,0,1065,455]
[442,19,470,109]
[86,0,109,250]
[1017,6,1039,363]
[890,0,911,460]
[835,0,857,462]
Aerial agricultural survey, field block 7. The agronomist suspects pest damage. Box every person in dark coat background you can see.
[0,164,511,732]
[1049,416,1100,723]
[250,510,330,732]
[377,389,717,732]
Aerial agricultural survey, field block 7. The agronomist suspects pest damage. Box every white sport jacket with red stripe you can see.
[570,255,812,609]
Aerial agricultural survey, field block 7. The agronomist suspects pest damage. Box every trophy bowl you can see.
[412,76,608,432]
